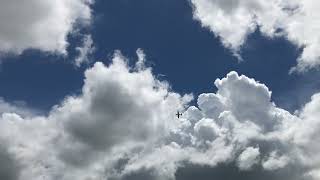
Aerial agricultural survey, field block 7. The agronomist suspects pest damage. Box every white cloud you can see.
[190,0,320,71]
[262,151,290,171]
[75,34,95,67]
[237,147,260,171]
[135,48,146,70]
[54,50,190,152]
[0,50,191,180]
[194,118,221,142]
[0,0,93,55]
[0,50,320,179]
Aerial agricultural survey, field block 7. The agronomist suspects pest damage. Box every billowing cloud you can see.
[0,50,191,180]
[0,0,93,55]
[237,147,260,171]
[0,50,320,179]
[190,0,320,72]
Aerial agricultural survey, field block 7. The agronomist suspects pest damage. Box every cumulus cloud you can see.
[0,50,191,180]
[262,151,290,171]
[0,0,93,55]
[237,147,260,171]
[190,0,320,71]
[0,50,320,179]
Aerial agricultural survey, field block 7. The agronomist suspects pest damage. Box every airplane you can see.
[176,111,182,118]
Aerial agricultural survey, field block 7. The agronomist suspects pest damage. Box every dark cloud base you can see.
[176,163,308,180]
[0,145,20,180]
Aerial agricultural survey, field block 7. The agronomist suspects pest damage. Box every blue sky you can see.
[0,0,315,112]
[1,0,320,180]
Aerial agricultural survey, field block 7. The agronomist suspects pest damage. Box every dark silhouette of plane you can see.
[176,111,182,118]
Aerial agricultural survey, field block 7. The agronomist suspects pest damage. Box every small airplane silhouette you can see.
[176,111,182,118]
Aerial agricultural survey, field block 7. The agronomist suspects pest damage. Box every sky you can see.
[1,0,320,180]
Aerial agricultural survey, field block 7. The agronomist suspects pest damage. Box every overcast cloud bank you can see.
[0,51,320,180]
